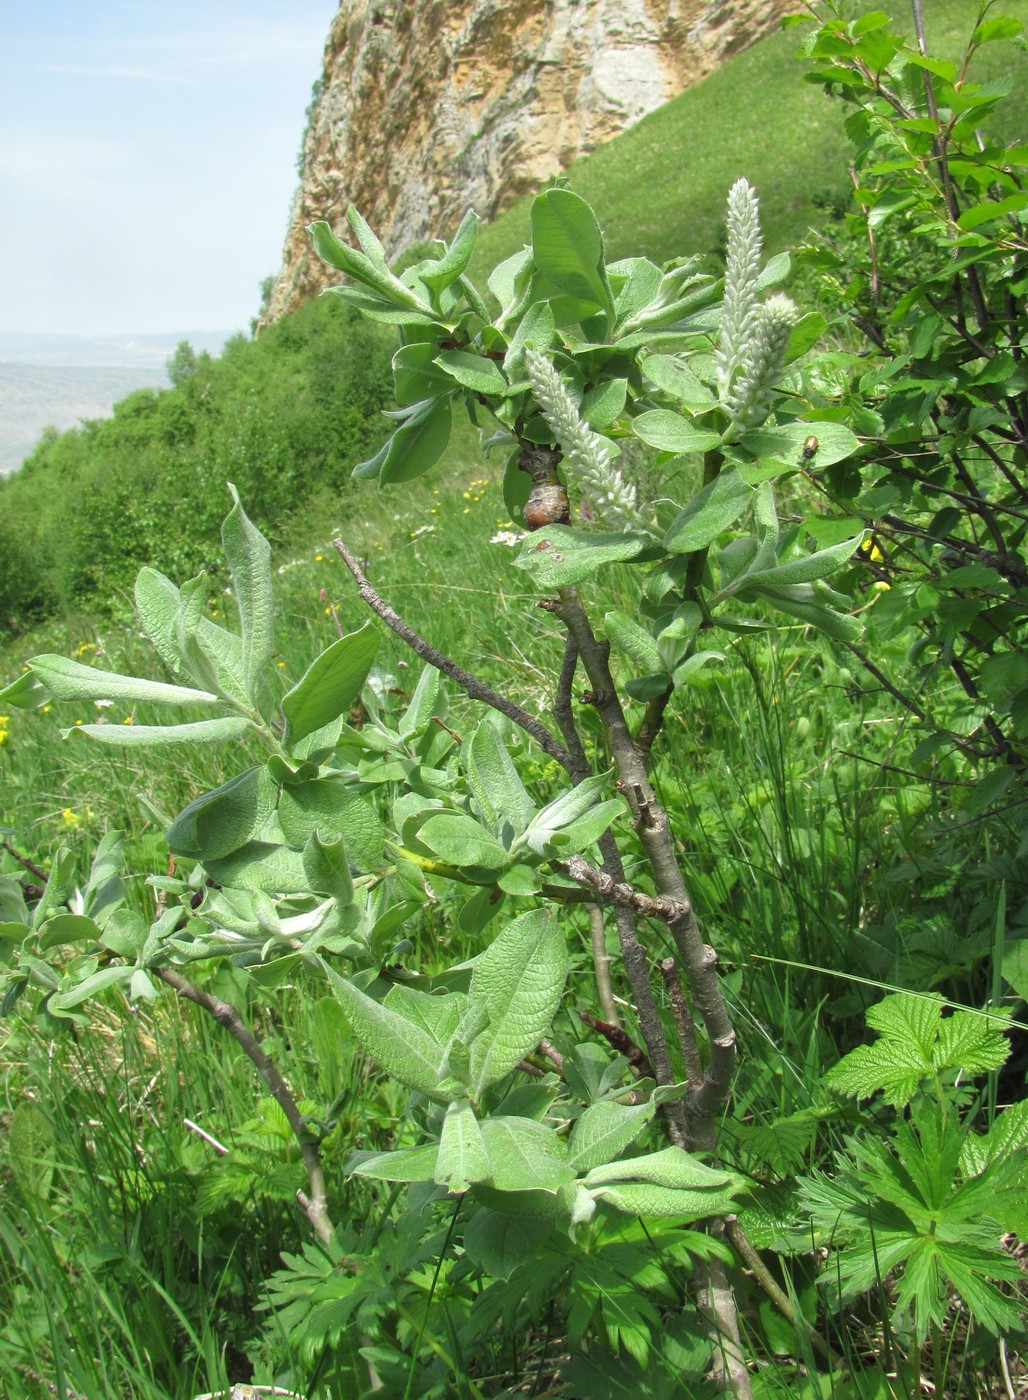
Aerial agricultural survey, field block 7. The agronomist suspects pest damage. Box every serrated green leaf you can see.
[824,993,1008,1109]
[282,622,379,748]
[933,1009,1010,1078]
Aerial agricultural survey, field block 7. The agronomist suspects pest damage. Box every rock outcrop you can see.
[265,0,792,321]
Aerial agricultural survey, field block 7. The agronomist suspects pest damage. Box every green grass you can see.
[471,0,1028,275]
[1,3,1026,1393]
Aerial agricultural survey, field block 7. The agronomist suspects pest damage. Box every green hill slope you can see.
[1,0,1024,641]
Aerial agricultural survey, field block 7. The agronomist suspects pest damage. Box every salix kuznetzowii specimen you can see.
[307,180,865,1394]
[2,179,869,1399]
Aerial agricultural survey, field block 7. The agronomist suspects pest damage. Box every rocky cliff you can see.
[265,0,793,321]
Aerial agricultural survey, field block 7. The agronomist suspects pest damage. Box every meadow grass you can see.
[1,4,1025,1392]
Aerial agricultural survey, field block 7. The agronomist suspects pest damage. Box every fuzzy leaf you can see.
[664,470,752,554]
[222,485,275,703]
[302,831,354,905]
[466,719,535,837]
[739,421,859,468]
[467,910,568,1093]
[417,813,510,871]
[514,526,652,587]
[589,1180,743,1219]
[277,780,385,871]
[327,972,454,1100]
[436,350,508,396]
[282,623,379,748]
[567,1099,656,1173]
[462,1208,553,1279]
[166,765,276,860]
[62,717,254,747]
[604,611,663,673]
[26,654,215,707]
[436,1099,491,1192]
[530,189,615,327]
[479,1116,575,1193]
[631,410,722,456]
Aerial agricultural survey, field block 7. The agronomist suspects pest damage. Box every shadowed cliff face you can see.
[264,0,792,322]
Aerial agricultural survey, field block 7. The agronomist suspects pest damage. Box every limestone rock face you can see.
[265,0,792,321]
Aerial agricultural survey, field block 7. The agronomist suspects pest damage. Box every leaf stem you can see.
[152,965,335,1247]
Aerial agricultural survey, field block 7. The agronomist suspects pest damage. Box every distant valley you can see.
[0,330,232,476]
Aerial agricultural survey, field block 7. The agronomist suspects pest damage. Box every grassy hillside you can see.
[1,6,1026,1396]
[472,0,1028,274]
[2,0,1023,642]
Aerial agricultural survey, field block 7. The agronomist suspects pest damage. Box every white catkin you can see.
[716,178,763,399]
[724,293,797,433]
[525,348,645,531]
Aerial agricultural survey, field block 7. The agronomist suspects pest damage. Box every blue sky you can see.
[0,0,339,338]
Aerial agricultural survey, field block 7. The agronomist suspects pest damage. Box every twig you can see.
[152,966,335,1246]
[1,839,48,883]
[555,854,689,921]
[579,1010,655,1080]
[333,536,572,769]
[725,1217,845,1370]
[659,957,704,1090]
[555,586,737,1121]
[587,904,620,1027]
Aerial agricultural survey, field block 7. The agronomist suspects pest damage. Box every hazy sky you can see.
[0,0,340,338]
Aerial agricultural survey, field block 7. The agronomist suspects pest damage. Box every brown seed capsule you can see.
[524,480,571,530]
[801,434,819,461]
